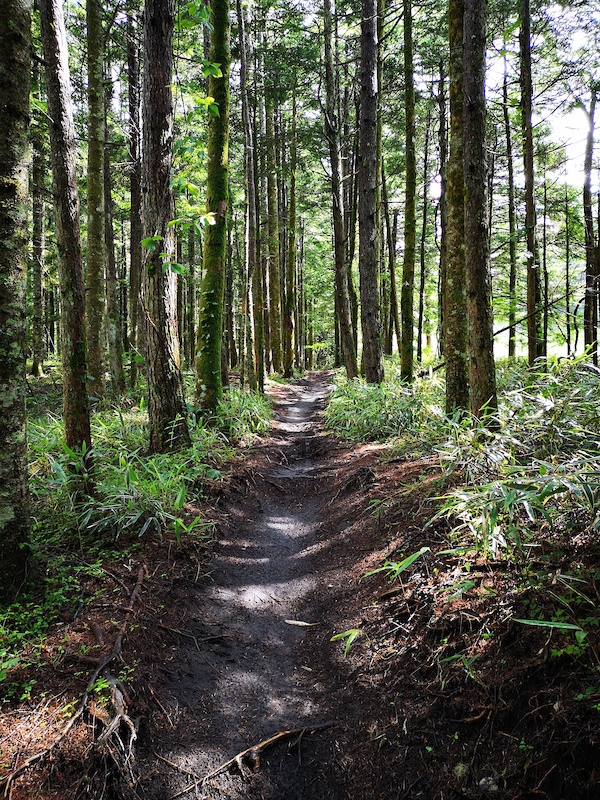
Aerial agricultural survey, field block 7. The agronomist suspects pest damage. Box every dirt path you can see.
[139,373,375,799]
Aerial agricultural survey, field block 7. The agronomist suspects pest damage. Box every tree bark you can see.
[520,0,543,365]
[382,167,400,354]
[266,96,282,373]
[104,99,126,396]
[0,0,31,601]
[583,90,598,363]
[463,0,497,417]
[142,0,190,449]
[444,0,469,413]
[417,107,431,363]
[85,0,106,398]
[283,96,297,379]
[195,0,230,411]
[323,0,358,379]
[31,74,46,378]
[437,59,448,358]
[39,0,92,455]
[358,0,384,383]
[186,228,196,367]
[127,3,142,388]
[565,185,571,356]
[401,0,416,381]
[503,52,518,359]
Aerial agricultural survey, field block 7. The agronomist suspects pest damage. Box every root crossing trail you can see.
[140,373,365,800]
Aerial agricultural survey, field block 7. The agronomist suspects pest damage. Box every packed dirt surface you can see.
[137,374,354,799]
[3,371,600,799]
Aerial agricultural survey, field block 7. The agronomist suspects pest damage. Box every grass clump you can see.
[326,356,600,561]
[324,361,445,452]
[435,357,600,558]
[215,386,272,441]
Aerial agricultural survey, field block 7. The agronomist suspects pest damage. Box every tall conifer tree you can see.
[0,0,31,600]
[195,0,230,410]
[142,0,190,449]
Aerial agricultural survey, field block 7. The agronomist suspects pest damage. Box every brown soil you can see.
[2,372,600,799]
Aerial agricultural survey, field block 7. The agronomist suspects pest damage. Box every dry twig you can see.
[166,721,336,799]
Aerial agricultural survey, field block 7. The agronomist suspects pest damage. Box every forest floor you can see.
[2,371,600,799]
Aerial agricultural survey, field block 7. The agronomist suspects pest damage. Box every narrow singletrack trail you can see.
[138,373,382,800]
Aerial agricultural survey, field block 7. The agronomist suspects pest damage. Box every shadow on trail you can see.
[137,373,377,800]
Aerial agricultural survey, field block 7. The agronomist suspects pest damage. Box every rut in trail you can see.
[138,373,372,800]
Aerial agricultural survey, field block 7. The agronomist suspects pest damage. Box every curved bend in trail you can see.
[140,373,363,800]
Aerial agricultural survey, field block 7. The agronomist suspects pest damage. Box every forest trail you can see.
[138,372,385,799]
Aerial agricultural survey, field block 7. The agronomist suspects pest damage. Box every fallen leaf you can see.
[284,619,319,627]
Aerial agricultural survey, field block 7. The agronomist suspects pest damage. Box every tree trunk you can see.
[417,107,431,363]
[40,0,92,456]
[382,168,400,354]
[520,0,543,365]
[283,96,297,379]
[463,0,497,417]
[444,0,469,413]
[85,0,106,398]
[266,96,282,373]
[195,0,230,411]
[31,78,46,378]
[323,0,358,379]
[437,60,448,358]
[503,52,518,359]
[127,3,142,388]
[142,0,190,449]
[401,0,416,381]
[345,101,360,352]
[565,185,571,356]
[0,0,30,601]
[186,228,196,366]
[583,91,598,363]
[358,0,384,383]
[104,100,126,396]
[542,175,549,354]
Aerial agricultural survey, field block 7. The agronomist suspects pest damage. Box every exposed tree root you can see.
[163,721,337,799]
[1,567,145,798]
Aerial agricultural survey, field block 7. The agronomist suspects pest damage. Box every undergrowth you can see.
[327,356,600,561]
[324,359,446,453]
[0,375,271,691]
[336,355,600,700]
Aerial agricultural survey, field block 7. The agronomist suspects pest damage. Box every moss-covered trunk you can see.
[30,81,46,378]
[444,0,469,413]
[40,0,92,456]
[195,0,230,411]
[85,0,106,398]
[142,0,190,450]
[127,3,142,389]
[0,0,31,601]
[358,0,384,384]
[463,0,497,417]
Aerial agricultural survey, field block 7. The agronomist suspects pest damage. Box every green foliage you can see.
[364,547,430,581]
[435,358,600,558]
[324,361,446,450]
[1,379,273,690]
[214,388,272,441]
[330,628,364,656]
